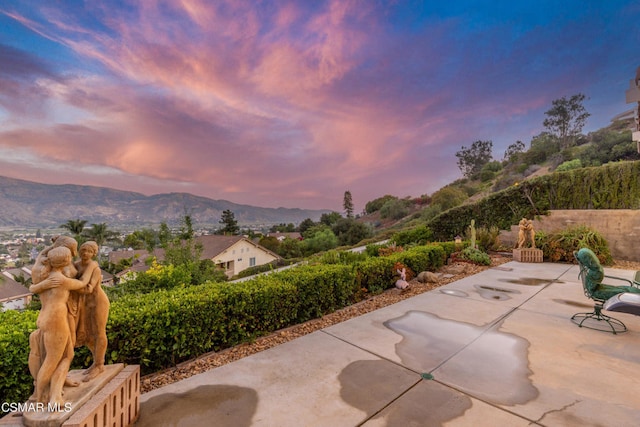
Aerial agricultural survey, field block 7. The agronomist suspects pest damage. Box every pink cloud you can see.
[1,1,634,211]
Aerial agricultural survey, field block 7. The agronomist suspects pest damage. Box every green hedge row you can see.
[1,243,451,404]
[428,161,640,240]
[0,310,38,404]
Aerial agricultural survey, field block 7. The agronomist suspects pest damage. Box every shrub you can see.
[314,250,367,265]
[458,247,491,265]
[354,256,396,295]
[379,198,410,220]
[365,195,398,214]
[476,226,502,251]
[0,310,38,407]
[278,264,357,321]
[535,225,612,264]
[113,261,193,295]
[556,159,582,172]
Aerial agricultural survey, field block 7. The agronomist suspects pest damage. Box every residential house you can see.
[0,272,32,310]
[109,235,280,279]
[199,235,280,277]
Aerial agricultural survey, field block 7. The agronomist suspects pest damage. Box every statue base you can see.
[1,364,140,427]
[513,248,543,263]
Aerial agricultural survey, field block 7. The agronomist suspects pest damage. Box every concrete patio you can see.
[136,261,640,426]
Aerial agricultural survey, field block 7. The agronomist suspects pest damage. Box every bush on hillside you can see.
[365,195,398,214]
[555,159,582,172]
[379,198,410,220]
[390,226,433,247]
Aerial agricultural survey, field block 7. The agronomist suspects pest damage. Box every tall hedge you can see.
[428,161,640,240]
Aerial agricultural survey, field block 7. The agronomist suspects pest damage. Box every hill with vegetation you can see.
[358,115,640,239]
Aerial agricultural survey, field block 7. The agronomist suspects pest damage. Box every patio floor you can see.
[136,261,640,426]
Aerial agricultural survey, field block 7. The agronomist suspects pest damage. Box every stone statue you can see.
[73,241,110,381]
[516,218,536,249]
[27,237,110,406]
[28,246,90,405]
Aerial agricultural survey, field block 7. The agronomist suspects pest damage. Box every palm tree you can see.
[60,219,87,239]
[83,223,118,261]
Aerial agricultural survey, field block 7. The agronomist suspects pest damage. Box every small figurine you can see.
[395,268,410,290]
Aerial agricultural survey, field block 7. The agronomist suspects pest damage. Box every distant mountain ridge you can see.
[0,176,330,229]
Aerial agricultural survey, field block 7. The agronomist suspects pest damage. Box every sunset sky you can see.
[1,1,638,212]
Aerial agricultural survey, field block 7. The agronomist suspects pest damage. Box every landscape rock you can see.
[417,271,439,283]
[441,264,468,275]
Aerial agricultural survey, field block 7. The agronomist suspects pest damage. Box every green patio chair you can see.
[572,248,640,334]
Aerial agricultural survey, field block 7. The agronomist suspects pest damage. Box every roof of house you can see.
[3,267,32,281]
[197,235,281,260]
[114,260,152,278]
[0,274,30,301]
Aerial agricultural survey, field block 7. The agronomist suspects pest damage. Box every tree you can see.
[270,223,295,232]
[503,141,525,162]
[158,222,172,248]
[302,229,338,255]
[320,211,342,226]
[455,140,493,178]
[479,160,502,182]
[343,191,354,219]
[365,195,397,214]
[218,209,239,235]
[61,219,87,238]
[379,198,410,220]
[278,237,303,258]
[178,214,195,240]
[522,132,559,165]
[331,218,373,246]
[124,228,157,252]
[258,236,280,253]
[430,186,468,211]
[543,93,590,149]
[301,224,331,239]
[163,215,204,283]
[83,223,118,261]
[298,218,315,234]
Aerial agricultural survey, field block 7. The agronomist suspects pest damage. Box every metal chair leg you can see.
[571,303,627,334]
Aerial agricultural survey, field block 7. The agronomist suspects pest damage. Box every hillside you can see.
[358,117,640,235]
[0,176,329,229]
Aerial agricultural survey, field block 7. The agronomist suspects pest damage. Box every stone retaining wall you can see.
[498,210,640,261]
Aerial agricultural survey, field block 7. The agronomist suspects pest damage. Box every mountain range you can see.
[0,176,330,229]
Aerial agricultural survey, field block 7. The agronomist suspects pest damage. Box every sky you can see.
[0,1,639,212]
